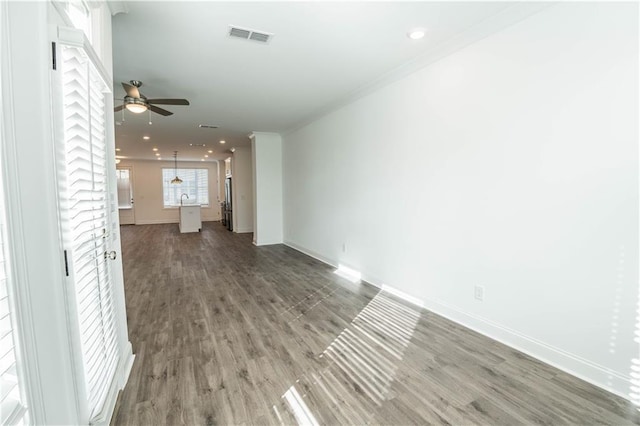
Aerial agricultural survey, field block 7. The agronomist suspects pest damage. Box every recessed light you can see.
[407,28,426,40]
[204,155,209,158]
[152,148,158,151]
[115,148,121,152]
[208,150,213,153]
[219,140,226,144]
[155,153,160,156]
[157,157,162,160]
[201,159,205,161]
[143,136,150,140]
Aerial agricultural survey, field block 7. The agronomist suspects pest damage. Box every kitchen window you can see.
[162,168,209,207]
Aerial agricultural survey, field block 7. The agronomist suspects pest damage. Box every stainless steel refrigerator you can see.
[224,177,232,231]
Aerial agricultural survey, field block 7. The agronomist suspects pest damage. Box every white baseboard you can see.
[415,296,633,403]
[282,239,634,403]
[284,240,337,267]
[234,227,253,234]
[254,239,284,246]
[119,344,135,390]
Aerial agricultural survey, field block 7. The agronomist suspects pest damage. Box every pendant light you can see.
[171,151,182,184]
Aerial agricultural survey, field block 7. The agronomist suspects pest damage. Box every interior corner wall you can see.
[282,2,639,400]
[117,159,221,225]
[231,146,254,233]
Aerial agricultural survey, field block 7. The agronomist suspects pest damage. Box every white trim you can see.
[89,350,135,426]
[283,2,554,135]
[233,227,254,234]
[106,1,128,16]
[254,239,284,246]
[283,240,337,268]
[416,296,633,403]
[0,2,46,421]
[380,285,424,309]
[283,239,634,403]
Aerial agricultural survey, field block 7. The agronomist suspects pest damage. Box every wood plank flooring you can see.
[111,222,640,425]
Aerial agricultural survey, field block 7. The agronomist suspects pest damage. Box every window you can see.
[162,168,209,207]
[116,169,132,209]
[65,1,91,43]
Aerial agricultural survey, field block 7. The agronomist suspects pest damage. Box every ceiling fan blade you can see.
[114,104,125,112]
[148,104,173,116]
[122,82,140,98]
[147,98,190,106]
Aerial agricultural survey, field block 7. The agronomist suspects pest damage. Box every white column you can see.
[249,132,283,246]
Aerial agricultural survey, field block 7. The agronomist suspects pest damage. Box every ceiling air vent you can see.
[228,25,273,44]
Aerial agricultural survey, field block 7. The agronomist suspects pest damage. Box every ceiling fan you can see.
[114,80,189,116]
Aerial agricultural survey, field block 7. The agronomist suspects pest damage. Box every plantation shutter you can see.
[58,42,119,419]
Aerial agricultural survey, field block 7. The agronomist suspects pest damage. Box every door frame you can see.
[116,165,135,225]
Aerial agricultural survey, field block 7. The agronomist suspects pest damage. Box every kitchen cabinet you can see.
[179,205,201,233]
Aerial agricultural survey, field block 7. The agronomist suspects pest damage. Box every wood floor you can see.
[112,222,639,425]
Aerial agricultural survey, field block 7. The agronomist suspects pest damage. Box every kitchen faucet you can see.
[180,193,189,205]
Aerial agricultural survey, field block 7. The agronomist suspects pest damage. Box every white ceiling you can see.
[112,1,522,162]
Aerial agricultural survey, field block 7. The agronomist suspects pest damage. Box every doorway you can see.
[116,167,135,225]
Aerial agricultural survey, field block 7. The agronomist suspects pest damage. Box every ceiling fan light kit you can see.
[115,80,190,117]
[125,99,148,113]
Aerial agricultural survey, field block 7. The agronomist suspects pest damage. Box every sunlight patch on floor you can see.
[282,385,320,426]
[321,289,422,405]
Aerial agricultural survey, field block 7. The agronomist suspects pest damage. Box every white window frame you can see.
[0,2,46,424]
[49,25,134,425]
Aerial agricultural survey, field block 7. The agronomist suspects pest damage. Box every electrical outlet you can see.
[474,285,485,301]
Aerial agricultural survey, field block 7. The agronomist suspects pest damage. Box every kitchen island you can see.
[179,204,201,233]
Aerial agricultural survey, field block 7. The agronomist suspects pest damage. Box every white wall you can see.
[117,159,221,225]
[231,147,254,233]
[251,132,283,245]
[283,2,638,400]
